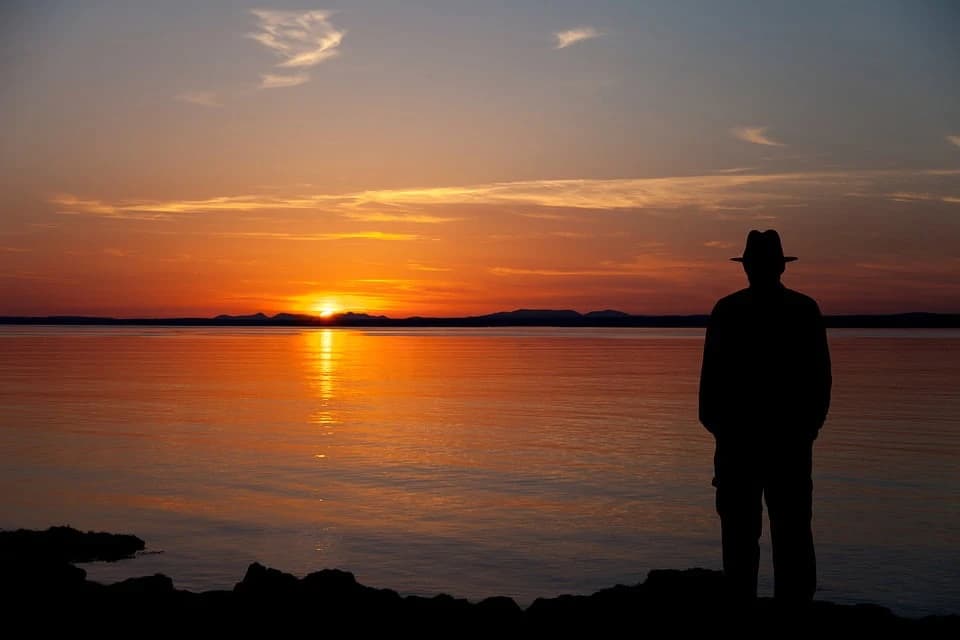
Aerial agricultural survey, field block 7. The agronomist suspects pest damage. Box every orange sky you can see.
[1,3,959,317]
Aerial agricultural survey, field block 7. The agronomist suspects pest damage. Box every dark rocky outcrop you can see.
[1,527,956,635]
[0,526,144,597]
[0,526,144,563]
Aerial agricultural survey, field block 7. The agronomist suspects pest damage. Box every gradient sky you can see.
[2,0,959,317]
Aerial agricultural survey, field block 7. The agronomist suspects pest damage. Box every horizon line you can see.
[1,309,958,331]
[3,308,960,319]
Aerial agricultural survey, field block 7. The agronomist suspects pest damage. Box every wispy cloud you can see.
[52,167,960,219]
[175,91,221,107]
[704,240,735,249]
[249,9,345,88]
[259,73,310,89]
[549,231,595,238]
[103,248,135,257]
[408,262,452,272]
[50,194,118,216]
[0,271,73,283]
[491,267,628,277]
[221,231,419,241]
[947,135,960,148]
[518,211,574,220]
[340,212,462,224]
[854,259,960,278]
[51,193,331,216]
[713,167,756,174]
[348,172,870,211]
[887,192,960,205]
[732,126,786,147]
[555,26,600,49]
[491,255,708,282]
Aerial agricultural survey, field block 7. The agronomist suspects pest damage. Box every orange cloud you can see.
[731,126,786,147]
[52,168,959,219]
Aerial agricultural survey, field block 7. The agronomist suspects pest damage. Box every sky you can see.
[1,0,959,317]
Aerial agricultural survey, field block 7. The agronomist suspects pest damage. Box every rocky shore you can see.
[2,526,956,635]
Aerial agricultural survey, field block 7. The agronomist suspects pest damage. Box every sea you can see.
[0,326,957,617]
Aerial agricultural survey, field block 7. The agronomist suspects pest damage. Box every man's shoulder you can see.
[782,287,823,313]
[709,287,823,317]
[712,288,751,313]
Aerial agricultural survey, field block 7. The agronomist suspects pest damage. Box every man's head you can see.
[731,229,797,289]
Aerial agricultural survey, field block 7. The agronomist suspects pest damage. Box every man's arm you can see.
[698,304,725,436]
[810,302,832,436]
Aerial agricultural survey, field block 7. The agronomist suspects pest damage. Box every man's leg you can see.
[714,442,763,600]
[766,441,816,602]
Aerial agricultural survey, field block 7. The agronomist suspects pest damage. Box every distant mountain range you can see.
[1,309,959,328]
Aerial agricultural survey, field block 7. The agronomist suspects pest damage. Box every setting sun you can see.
[312,301,341,318]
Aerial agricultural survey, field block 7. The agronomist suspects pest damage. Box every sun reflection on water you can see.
[305,328,339,437]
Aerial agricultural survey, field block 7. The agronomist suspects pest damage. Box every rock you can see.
[475,595,524,627]
[1,527,958,636]
[233,562,300,597]
[0,526,145,563]
[106,573,175,595]
[0,526,145,598]
[300,567,360,594]
[476,595,523,616]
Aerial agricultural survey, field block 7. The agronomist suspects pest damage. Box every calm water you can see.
[0,326,958,616]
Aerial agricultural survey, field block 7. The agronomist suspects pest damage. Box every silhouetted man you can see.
[699,229,831,603]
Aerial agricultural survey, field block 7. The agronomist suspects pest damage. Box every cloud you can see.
[52,167,960,219]
[948,135,960,148]
[853,259,960,278]
[103,248,134,257]
[518,211,574,220]
[704,241,735,249]
[408,262,452,272]
[731,126,786,147]
[887,192,960,205]
[249,9,344,88]
[50,194,118,216]
[713,167,756,174]
[222,231,419,241]
[340,212,462,224]
[549,231,594,238]
[491,267,630,277]
[50,193,329,216]
[347,172,853,210]
[555,27,600,49]
[175,91,220,107]
[491,255,708,282]
[0,271,72,283]
[259,73,310,89]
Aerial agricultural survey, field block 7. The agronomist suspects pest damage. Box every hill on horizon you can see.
[1,309,959,328]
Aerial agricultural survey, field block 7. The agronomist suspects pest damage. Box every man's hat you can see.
[730,229,798,263]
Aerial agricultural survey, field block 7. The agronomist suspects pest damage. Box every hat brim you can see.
[730,256,798,262]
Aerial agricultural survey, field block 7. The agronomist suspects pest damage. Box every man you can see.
[699,229,831,603]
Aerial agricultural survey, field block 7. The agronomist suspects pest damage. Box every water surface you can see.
[0,326,957,616]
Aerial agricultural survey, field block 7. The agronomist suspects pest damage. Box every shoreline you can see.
[2,526,956,633]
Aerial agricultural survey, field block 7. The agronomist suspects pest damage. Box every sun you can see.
[311,301,341,318]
